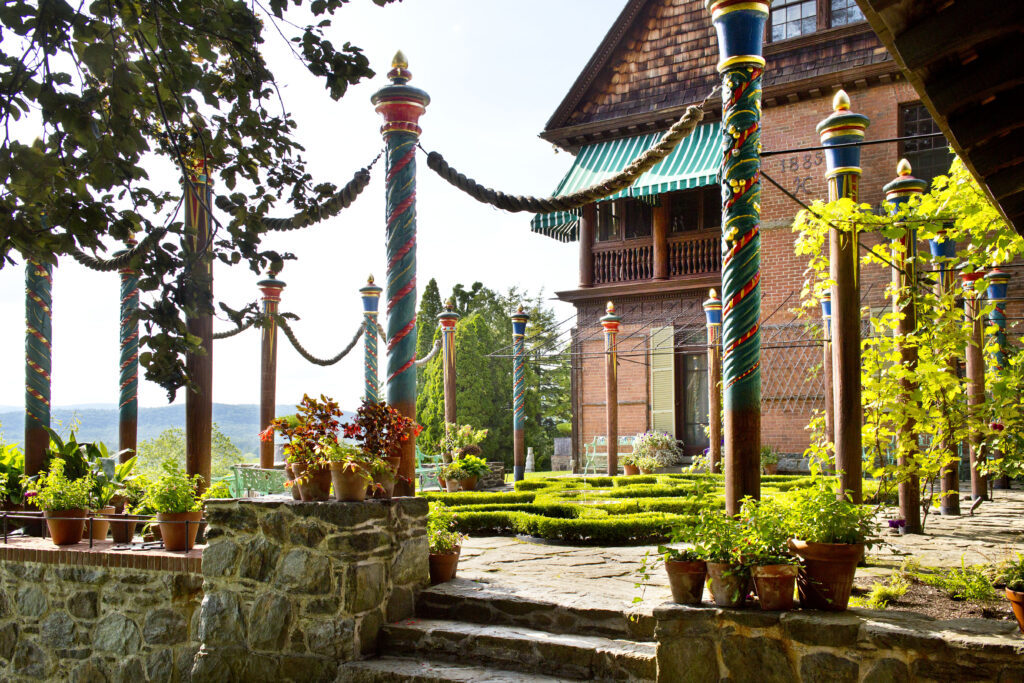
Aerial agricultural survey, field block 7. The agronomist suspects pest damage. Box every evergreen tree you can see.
[416,278,443,386]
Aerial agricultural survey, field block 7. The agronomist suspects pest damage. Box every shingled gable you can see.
[541,0,897,152]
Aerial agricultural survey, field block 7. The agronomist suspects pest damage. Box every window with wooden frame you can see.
[595,200,621,242]
[595,198,653,242]
[649,327,676,438]
[768,0,865,42]
[899,102,953,188]
[669,186,721,234]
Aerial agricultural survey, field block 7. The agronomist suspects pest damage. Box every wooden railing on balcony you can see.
[668,230,720,278]
[592,238,653,285]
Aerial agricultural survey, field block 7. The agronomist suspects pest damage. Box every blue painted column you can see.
[985,268,1011,490]
[511,305,530,481]
[820,291,833,453]
[707,0,769,513]
[928,228,960,514]
[360,275,383,403]
[703,289,722,474]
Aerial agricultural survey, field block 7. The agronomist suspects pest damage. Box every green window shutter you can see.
[650,327,676,437]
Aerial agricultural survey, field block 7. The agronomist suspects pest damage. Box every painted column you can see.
[438,299,461,464]
[985,268,1011,490]
[600,302,622,476]
[118,238,140,463]
[929,229,960,514]
[820,291,835,455]
[511,305,530,481]
[817,89,869,503]
[884,159,928,534]
[258,272,285,468]
[579,203,595,288]
[184,157,214,492]
[707,0,769,514]
[360,276,383,403]
[653,197,670,281]
[24,258,52,478]
[703,289,722,474]
[961,271,988,501]
[372,51,430,496]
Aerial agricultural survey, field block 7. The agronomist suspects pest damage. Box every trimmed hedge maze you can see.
[421,473,822,546]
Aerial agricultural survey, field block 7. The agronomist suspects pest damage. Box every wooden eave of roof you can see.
[855,0,1024,235]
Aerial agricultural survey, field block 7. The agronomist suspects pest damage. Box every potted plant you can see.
[346,399,423,495]
[621,453,640,477]
[110,475,149,544]
[691,510,748,607]
[262,414,301,500]
[786,485,876,611]
[438,422,489,465]
[271,395,343,501]
[887,518,907,536]
[741,498,798,611]
[448,455,490,491]
[439,463,462,493]
[760,445,780,475]
[427,503,465,585]
[634,455,661,475]
[632,431,682,471]
[29,459,95,546]
[145,460,204,551]
[320,440,375,502]
[997,554,1024,634]
[89,455,137,540]
[657,532,708,604]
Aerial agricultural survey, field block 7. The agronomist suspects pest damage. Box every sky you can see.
[0,1,628,412]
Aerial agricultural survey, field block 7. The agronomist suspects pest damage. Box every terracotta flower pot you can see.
[459,476,478,491]
[158,511,203,551]
[665,559,707,604]
[89,505,116,540]
[437,476,447,490]
[623,465,640,476]
[706,562,748,608]
[293,463,332,501]
[109,513,140,544]
[445,479,461,493]
[639,468,654,475]
[285,463,301,500]
[763,463,778,475]
[788,539,864,611]
[752,564,798,611]
[1007,588,1024,634]
[429,546,461,585]
[44,509,87,546]
[330,463,368,502]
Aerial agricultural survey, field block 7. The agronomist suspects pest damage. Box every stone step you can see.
[417,580,657,641]
[337,656,584,683]
[380,618,657,682]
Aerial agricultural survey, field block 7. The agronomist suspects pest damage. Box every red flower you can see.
[991,422,1005,431]
[259,426,275,443]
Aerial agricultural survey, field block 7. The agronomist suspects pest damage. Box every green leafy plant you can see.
[0,442,26,505]
[632,432,682,467]
[30,459,95,512]
[786,484,876,545]
[446,455,490,481]
[995,555,1024,593]
[427,503,465,554]
[865,574,909,608]
[202,480,233,501]
[633,455,662,472]
[686,510,745,563]
[267,394,344,465]
[740,497,795,565]
[317,439,376,486]
[144,460,203,514]
[759,445,780,466]
[439,423,489,462]
[919,558,997,602]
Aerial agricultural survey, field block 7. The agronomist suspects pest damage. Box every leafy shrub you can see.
[144,460,203,514]
[614,475,658,486]
[422,491,536,506]
[31,459,94,511]
[995,554,1024,592]
[632,431,682,466]
[427,502,464,554]
[514,480,553,491]
[786,484,876,544]
[919,560,997,602]
[865,575,909,608]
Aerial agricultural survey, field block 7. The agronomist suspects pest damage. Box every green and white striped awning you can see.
[530,121,722,242]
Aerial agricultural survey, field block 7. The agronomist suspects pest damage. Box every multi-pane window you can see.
[669,186,721,233]
[596,201,620,242]
[830,0,864,26]
[679,353,710,449]
[900,103,953,188]
[771,0,816,42]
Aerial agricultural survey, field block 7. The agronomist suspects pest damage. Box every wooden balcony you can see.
[589,230,720,286]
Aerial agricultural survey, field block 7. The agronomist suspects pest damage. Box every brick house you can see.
[533,0,1022,469]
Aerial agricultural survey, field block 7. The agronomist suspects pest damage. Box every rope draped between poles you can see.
[258,157,379,231]
[274,315,364,367]
[68,229,168,272]
[422,98,712,213]
[414,339,441,367]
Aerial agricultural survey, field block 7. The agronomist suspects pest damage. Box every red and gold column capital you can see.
[370,51,431,137]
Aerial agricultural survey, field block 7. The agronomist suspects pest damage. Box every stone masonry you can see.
[191,497,428,682]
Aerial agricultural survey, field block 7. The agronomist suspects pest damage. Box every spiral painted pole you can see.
[961,270,988,501]
[360,275,383,403]
[183,156,214,492]
[600,302,622,476]
[118,238,140,462]
[511,304,530,481]
[703,289,722,474]
[24,254,53,479]
[372,51,430,496]
[884,159,928,533]
[258,271,286,468]
[985,268,1011,490]
[928,227,960,514]
[820,291,834,456]
[708,0,768,514]
[438,299,461,448]
[817,89,869,501]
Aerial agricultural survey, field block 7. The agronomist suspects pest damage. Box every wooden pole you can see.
[961,271,988,501]
[511,305,530,481]
[184,158,214,493]
[821,291,834,454]
[985,269,1012,490]
[928,229,960,515]
[884,159,927,534]
[703,289,722,473]
[817,90,869,503]
[708,0,768,514]
[372,51,430,496]
[360,276,383,403]
[438,299,460,464]
[258,272,285,468]
[653,197,670,280]
[117,239,140,463]
[600,302,622,476]
[580,203,595,288]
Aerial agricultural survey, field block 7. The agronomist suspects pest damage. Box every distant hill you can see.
[0,404,354,454]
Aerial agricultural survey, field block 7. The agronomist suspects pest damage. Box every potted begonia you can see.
[446,455,490,491]
[741,498,798,611]
[428,503,465,584]
[269,395,343,501]
[996,554,1024,634]
[691,510,748,608]
[145,460,204,551]
[632,432,682,471]
[786,485,875,611]
[320,440,375,502]
[31,459,95,546]
[347,399,422,497]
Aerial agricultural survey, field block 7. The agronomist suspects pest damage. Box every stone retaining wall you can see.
[655,603,1024,682]
[0,541,203,682]
[191,497,428,682]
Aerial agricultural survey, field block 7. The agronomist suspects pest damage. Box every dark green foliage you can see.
[614,475,658,486]
[420,491,536,506]
[416,279,443,386]
[453,509,689,545]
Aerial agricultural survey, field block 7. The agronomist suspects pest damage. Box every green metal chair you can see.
[415,447,443,490]
[230,464,288,497]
